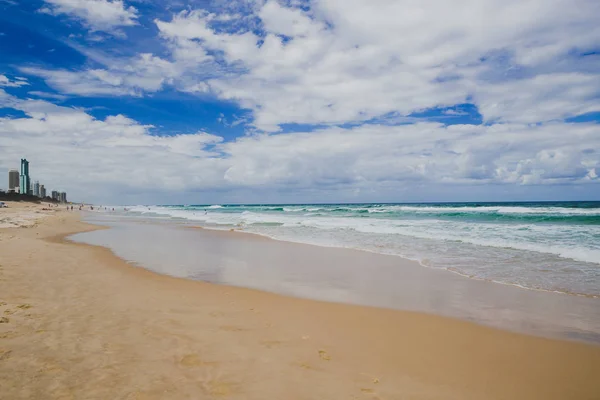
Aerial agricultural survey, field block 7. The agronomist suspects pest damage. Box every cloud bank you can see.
[1,90,597,203]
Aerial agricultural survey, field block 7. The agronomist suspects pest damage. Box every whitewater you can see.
[119,201,600,297]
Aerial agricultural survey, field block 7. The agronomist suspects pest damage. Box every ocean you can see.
[118,201,600,297]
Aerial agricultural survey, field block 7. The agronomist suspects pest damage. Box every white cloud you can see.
[27,91,69,101]
[475,73,600,123]
[151,0,600,130]
[24,0,600,131]
[41,0,138,34]
[220,122,600,188]
[20,54,179,96]
[259,1,321,38]
[0,75,29,88]
[0,91,598,203]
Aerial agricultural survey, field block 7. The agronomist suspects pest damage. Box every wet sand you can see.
[72,215,600,343]
[1,205,600,399]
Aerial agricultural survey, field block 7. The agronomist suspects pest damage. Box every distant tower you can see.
[19,159,30,195]
[33,181,40,197]
[60,192,67,203]
[8,169,19,193]
[40,185,46,198]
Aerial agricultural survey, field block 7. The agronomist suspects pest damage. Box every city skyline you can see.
[3,157,68,203]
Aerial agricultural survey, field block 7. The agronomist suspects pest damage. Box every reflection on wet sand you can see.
[70,215,600,343]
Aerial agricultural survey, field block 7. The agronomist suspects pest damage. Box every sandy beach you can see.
[1,202,600,399]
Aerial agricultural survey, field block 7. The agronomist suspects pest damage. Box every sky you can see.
[0,0,599,205]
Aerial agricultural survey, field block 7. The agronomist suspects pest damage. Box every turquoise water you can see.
[119,201,600,296]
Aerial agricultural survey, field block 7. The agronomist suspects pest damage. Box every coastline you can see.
[72,213,600,343]
[127,203,600,298]
[1,204,600,399]
[194,224,600,299]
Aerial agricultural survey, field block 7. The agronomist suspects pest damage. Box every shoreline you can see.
[185,223,600,299]
[72,213,600,344]
[1,204,600,399]
[117,202,600,299]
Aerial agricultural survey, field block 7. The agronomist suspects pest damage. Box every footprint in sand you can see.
[17,304,32,310]
[180,354,203,367]
[198,368,239,397]
[0,316,9,323]
[209,311,224,318]
[0,349,12,361]
[179,354,219,368]
[260,340,283,349]
[201,379,236,397]
[295,361,319,371]
[318,350,331,361]
[360,373,381,384]
[219,325,246,332]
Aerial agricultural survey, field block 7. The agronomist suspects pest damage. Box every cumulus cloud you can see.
[20,54,179,96]
[475,73,600,124]
[0,75,29,88]
[1,90,598,203]
[40,0,138,34]
[150,0,600,130]
[221,122,600,187]
[25,0,600,131]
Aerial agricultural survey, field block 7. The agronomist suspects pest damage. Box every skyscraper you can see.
[19,159,30,195]
[59,192,67,203]
[40,185,46,198]
[8,169,19,193]
[33,181,40,197]
[51,191,59,201]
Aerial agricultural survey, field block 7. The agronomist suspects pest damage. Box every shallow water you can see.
[113,202,600,297]
[71,214,600,344]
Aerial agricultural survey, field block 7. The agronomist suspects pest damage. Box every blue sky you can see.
[0,0,599,204]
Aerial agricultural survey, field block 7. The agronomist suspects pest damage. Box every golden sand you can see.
[0,202,599,399]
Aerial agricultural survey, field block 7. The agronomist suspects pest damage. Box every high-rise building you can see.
[33,181,40,197]
[59,192,67,203]
[19,159,30,195]
[40,185,46,198]
[51,191,59,201]
[8,169,19,193]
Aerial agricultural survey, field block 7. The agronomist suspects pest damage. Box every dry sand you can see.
[0,201,58,228]
[1,202,599,399]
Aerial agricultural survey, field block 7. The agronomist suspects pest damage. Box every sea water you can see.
[114,201,600,297]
